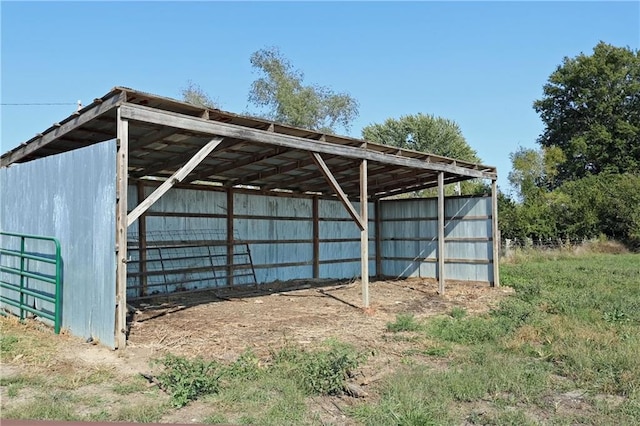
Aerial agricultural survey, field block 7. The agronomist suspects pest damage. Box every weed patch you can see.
[272,340,364,396]
[386,313,423,332]
[154,354,222,407]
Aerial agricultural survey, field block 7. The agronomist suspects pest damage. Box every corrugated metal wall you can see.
[380,196,493,282]
[126,185,228,296]
[318,199,375,279]
[127,184,492,292]
[128,185,378,288]
[234,193,314,282]
[0,141,117,347]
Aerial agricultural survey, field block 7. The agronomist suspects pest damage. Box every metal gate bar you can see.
[0,231,62,333]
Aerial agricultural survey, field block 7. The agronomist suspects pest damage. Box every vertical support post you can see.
[115,107,129,349]
[491,179,500,287]
[374,199,382,278]
[226,187,234,286]
[312,196,320,279]
[360,160,369,308]
[136,182,148,297]
[437,172,445,295]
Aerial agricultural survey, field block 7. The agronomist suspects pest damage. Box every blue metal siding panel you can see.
[234,193,314,283]
[318,199,375,277]
[380,197,492,283]
[0,141,117,347]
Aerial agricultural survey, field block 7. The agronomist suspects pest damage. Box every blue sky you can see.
[1,1,638,191]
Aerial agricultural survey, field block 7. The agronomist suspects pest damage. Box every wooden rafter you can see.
[189,146,288,182]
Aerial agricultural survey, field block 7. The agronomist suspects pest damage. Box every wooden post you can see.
[136,181,147,297]
[115,108,129,349]
[374,199,382,278]
[360,160,369,308]
[226,188,234,286]
[491,179,500,287]
[437,172,445,295]
[312,196,320,279]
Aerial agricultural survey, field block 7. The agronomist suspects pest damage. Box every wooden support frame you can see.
[136,182,148,297]
[437,172,445,295]
[311,152,365,230]
[227,188,235,286]
[312,196,320,279]
[360,160,370,308]
[491,179,500,287]
[115,108,129,349]
[127,137,224,227]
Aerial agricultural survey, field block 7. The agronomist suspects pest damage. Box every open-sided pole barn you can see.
[0,87,499,348]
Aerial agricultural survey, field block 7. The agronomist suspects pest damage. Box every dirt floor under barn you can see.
[127,278,513,364]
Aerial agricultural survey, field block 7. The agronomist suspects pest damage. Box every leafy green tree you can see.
[508,146,565,201]
[554,173,640,247]
[362,113,481,163]
[181,80,218,108]
[534,42,640,186]
[362,113,483,196]
[248,47,359,133]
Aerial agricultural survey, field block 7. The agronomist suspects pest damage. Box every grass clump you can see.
[154,354,222,407]
[272,340,364,396]
[386,313,423,332]
[151,340,363,413]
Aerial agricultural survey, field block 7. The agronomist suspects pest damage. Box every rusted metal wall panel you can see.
[0,141,117,347]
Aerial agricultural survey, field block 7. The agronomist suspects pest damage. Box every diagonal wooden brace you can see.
[127,137,224,227]
[310,152,365,231]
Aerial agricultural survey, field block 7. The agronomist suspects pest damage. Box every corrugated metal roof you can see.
[1,87,497,199]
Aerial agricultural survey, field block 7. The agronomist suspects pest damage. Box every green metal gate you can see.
[0,231,62,333]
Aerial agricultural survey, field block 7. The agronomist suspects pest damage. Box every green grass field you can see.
[353,253,640,425]
[1,253,639,425]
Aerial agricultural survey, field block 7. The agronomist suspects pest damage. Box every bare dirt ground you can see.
[2,278,513,424]
[127,278,513,362]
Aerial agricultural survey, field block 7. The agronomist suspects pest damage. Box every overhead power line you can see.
[1,102,78,106]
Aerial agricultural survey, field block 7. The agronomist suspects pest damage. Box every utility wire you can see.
[1,102,77,106]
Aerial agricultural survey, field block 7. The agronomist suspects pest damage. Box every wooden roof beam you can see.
[129,127,180,149]
[133,138,237,178]
[118,104,497,180]
[376,175,468,199]
[297,163,402,194]
[188,146,289,182]
[261,158,363,191]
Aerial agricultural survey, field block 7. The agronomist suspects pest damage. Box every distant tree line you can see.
[500,42,640,249]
